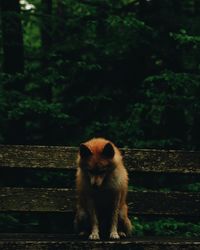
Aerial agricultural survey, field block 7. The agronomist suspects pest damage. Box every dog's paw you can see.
[89,232,100,240]
[110,231,120,239]
[118,231,126,238]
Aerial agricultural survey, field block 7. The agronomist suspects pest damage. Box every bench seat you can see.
[0,234,200,250]
[0,145,200,250]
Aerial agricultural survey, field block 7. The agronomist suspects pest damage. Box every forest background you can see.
[0,0,200,149]
[0,0,200,237]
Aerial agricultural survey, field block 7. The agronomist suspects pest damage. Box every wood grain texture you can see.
[0,188,199,216]
[123,148,200,174]
[0,145,200,173]
[0,145,199,249]
[0,145,77,169]
[0,234,199,250]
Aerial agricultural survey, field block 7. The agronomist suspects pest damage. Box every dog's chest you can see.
[91,189,117,211]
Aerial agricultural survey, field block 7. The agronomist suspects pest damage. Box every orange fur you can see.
[74,138,133,240]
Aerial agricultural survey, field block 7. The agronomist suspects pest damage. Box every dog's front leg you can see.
[88,202,100,240]
[109,193,120,239]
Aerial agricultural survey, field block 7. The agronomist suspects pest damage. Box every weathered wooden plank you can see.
[0,234,199,250]
[0,188,74,212]
[0,145,200,173]
[0,145,77,170]
[0,188,199,216]
[123,148,200,174]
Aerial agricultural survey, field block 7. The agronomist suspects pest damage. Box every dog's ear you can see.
[79,144,92,158]
[102,143,115,158]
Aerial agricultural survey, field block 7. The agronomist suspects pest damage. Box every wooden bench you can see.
[0,145,200,249]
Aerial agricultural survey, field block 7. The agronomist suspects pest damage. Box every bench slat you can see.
[0,187,199,216]
[0,145,77,170]
[0,234,199,250]
[0,145,200,173]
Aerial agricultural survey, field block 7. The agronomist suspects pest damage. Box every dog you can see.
[74,138,133,240]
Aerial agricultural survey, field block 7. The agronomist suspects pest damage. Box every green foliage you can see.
[0,71,71,143]
[133,217,200,237]
[1,213,200,237]
[0,214,19,230]
[138,71,200,148]
[0,0,199,147]
[170,29,200,47]
[7,96,68,120]
[183,182,200,192]
[0,0,199,238]
[84,71,200,148]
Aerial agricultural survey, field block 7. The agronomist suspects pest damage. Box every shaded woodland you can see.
[0,0,200,238]
[0,0,200,149]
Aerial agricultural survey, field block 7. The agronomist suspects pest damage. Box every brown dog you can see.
[74,138,133,240]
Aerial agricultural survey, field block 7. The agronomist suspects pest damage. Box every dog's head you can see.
[78,138,116,188]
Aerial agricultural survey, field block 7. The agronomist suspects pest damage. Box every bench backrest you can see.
[0,145,200,218]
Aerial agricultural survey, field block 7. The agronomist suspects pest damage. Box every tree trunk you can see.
[0,0,24,76]
[40,0,52,101]
[0,0,25,144]
[41,0,52,68]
